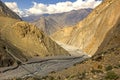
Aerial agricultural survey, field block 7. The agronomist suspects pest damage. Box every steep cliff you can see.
[52,0,120,55]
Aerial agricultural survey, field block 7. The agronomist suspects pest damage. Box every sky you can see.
[2,0,102,17]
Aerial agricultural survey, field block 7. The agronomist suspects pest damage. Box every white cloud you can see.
[5,0,102,17]
[26,0,102,15]
[5,2,24,17]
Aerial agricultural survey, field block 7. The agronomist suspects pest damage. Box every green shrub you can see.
[105,71,119,80]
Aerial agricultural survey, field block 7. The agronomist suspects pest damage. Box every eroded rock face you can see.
[51,0,120,55]
[0,41,15,67]
[1,21,69,57]
[0,39,27,67]
[0,1,21,20]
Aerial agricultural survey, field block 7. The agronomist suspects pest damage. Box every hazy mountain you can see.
[33,16,62,35]
[24,8,92,35]
[47,8,92,26]
[22,14,49,22]
[51,0,120,56]
[22,15,42,22]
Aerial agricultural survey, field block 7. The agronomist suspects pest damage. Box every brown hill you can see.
[0,18,27,67]
[51,0,120,56]
[1,21,69,57]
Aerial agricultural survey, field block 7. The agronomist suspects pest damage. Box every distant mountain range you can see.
[22,8,92,35]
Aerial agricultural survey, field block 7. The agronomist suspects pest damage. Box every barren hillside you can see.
[52,0,120,56]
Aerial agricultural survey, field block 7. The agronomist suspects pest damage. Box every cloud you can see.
[26,0,102,15]
[5,0,102,17]
[5,2,24,17]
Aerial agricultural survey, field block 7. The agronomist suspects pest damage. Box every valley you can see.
[0,55,89,80]
[0,0,120,80]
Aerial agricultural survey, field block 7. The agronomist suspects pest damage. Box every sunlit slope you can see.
[1,21,69,57]
[51,0,120,55]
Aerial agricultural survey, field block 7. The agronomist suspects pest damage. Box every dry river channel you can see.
[0,55,89,80]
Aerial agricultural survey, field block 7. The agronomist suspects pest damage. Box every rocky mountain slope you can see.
[1,21,69,57]
[51,0,120,56]
[0,1,69,67]
[32,8,92,35]
[0,1,23,67]
[0,1,21,20]
[33,16,62,35]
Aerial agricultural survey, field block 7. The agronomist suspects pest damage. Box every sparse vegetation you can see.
[105,71,119,80]
[105,65,113,71]
[91,69,103,74]
[98,65,103,69]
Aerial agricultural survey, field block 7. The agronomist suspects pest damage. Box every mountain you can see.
[29,8,92,35]
[33,16,62,35]
[0,1,69,67]
[47,8,92,26]
[22,14,49,22]
[51,0,120,56]
[0,1,21,20]
[0,1,23,67]
[1,21,69,57]
[22,15,42,22]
